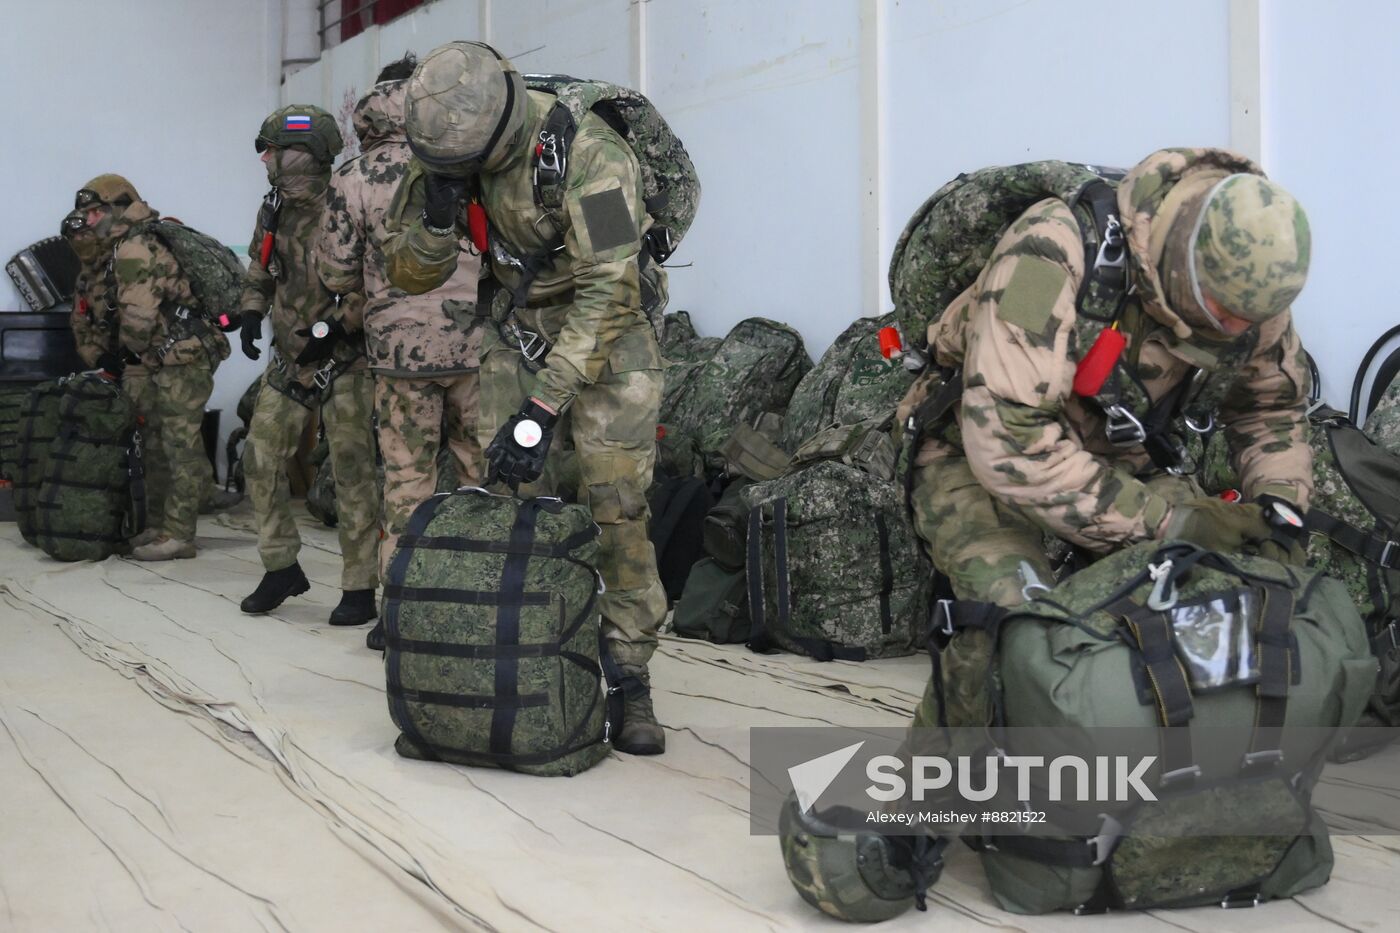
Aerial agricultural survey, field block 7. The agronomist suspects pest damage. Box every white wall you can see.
[0,0,282,463]
[283,0,1384,400]
[1261,0,1400,409]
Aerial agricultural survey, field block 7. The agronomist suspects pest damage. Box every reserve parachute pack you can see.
[383,489,615,776]
[126,218,245,332]
[12,380,66,544]
[926,541,1371,913]
[888,161,1128,359]
[743,460,931,660]
[781,312,914,452]
[34,374,145,561]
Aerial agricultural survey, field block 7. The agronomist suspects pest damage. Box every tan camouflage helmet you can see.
[75,174,140,210]
[255,105,344,164]
[404,41,526,176]
[1191,174,1312,322]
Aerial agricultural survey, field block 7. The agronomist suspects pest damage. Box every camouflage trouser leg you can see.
[122,365,167,528]
[149,362,215,543]
[322,370,381,590]
[375,371,482,575]
[245,383,314,573]
[480,333,667,667]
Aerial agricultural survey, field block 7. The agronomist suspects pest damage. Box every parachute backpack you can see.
[125,218,245,333]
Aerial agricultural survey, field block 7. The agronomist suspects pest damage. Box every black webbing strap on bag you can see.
[1241,583,1293,775]
[875,514,894,635]
[489,501,543,757]
[1115,599,1198,789]
[1308,508,1400,570]
[126,428,147,536]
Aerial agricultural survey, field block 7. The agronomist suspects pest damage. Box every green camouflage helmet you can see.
[1193,174,1311,322]
[76,173,141,210]
[255,105,344,164]
[778,793,940,923]
[404,41,526,176]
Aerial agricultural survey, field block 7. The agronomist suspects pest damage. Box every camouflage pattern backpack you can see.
[662,317,812,455]
[383,489,613,776]
[780,313,913,452]
[128,219,245,330]
[926,541,1371,913]
[34,374,144,561]
[523,75,700,268]
[743,460,931,660]
[0,384,29,481]
[888,162,1126,357]
[12,380,66,544]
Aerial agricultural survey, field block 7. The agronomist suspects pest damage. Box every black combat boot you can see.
[365,621,385,651]
[613,664,665,755]
[329,589,377,626]
[239,562,310,614]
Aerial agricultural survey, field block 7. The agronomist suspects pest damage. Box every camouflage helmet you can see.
[1191,174,1311,322]
[255,105,344,164]
[404,41,526,175]
[76,174,140,210]
[778,793,938,923]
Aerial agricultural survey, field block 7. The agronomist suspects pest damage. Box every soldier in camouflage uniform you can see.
[71,175,231,560]
[385,41,669,755]
[236,106,380,626]
[901,149,1314,609]
[316,56,483,650]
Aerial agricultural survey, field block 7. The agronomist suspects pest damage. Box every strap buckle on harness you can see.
[1378,621,1400,651]
[534,129,565,183]
[1220,890,1261,909]
[503,320,549,362]
[313,362,336,390]
[1093,215,1126,273]
[1240,749,1284,773]
[1184,412,1215,434]
[1158,764,1202,790]
[935,598,956,637]
[1104,404,1147,447]
[1381,540,1399,570]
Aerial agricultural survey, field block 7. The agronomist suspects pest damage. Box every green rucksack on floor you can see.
[780,313,913,452]
[672,557,750,644]
[34,374,145,561]
[383,489,614,776]
[743,460,931,660]
[661,317,812,455]
[928,540,1373,914]
[0,384,29,481]
[12,380,66,544]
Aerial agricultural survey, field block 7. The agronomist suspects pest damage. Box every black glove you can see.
[240,311,263,361]
[423,173,467,231]
[294,317,347,365]
[486,399,558,488]
[1254,494,1309,566]
[95,351,126,382]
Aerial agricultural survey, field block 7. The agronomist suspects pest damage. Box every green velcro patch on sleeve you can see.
[579,187,635,253]
[996,259,1068,336]
[113,258,145,283]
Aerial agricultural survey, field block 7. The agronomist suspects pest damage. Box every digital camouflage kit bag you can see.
[0,384,29,481]
[12,380,66,544]
[383,489,614,776]
[925,541,1372,914]
[743,460,931,660]
[34,374,144,561]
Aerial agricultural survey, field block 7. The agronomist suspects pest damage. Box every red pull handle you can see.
[259,232,275,268]
[467,201,489,253]
[878,325,903,359]
[1073,327,1126,396]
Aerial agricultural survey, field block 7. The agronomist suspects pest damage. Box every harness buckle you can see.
[1158,764,1201,790]
[935,598,955,637]
[1183,412,1215,434]
[1381,540,1398,570]
[517,328,548,361]
[313,363,335,391]
[535,129,565,180]
[1146,560,1180,611]
[1240,749,1284,772]
[1093,215,1127,272]
[1220,891,1260,909]
[1104,404,1147,447]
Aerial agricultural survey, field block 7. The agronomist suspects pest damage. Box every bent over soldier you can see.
[317,56,484,650]
[385,41,669,755]
[70,175,231,561]
[237,106,380,626]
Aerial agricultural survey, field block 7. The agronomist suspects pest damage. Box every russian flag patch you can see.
[285,114,312,131]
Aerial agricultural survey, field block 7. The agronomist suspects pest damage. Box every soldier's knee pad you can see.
[779,793,943,924]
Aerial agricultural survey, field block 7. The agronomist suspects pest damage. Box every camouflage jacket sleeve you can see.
[240,212,275,316]
[530,129,646,412]
[112,234,178,357]
[70,305,103,367]
[958,199,1174,551]
[1216,311,1313,507]
[316,172,367,297]
[383,172,461,295]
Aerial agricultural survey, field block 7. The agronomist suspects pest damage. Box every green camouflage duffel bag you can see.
[0,384,30,480]
[743,460,931,660]
[383,489,614,776]
[34,374,144,561]
[672,557,750,644]
[927,540,1374,914]
[12,380,66,544]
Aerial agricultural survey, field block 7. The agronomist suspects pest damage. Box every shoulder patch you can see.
[579,187,634,253]
[996,259,1068,336]
[113,257,145,283]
